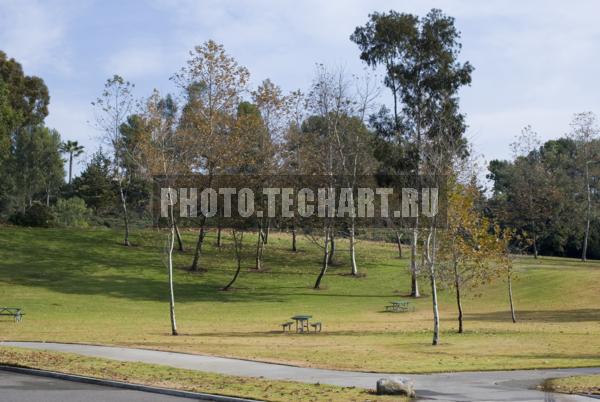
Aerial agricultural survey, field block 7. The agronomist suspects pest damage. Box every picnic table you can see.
[291,314,312,333]
[0,307,24,322]
[385,300,414,313]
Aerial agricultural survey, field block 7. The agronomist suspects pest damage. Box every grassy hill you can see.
[0,226,599,373]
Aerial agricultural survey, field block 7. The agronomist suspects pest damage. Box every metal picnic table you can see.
[291,314,312,333]
[0,307,24,322]
[385,300,414,313]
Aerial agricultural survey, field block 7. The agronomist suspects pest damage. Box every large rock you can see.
[376,377,416,397]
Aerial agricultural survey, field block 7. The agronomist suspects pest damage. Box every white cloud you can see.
[4,0,600,170]
[144,0,600,166]
[0,0,84,74]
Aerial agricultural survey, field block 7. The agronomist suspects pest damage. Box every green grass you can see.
[0,226,599,373]
[542,374,600,395]
[0,346,404,402]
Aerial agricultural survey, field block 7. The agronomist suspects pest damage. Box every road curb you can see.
[0,365,264,402]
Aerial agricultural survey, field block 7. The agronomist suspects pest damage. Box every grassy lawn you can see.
[0,226,599,373]
[542,374,600,395]
[0,346,404,401]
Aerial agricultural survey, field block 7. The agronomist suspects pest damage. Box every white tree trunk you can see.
[425,230,440,345]
[410,226,420,297]
[508,271,517,323]
[167,202,178,336]
[430,270,440,345]
[350,220,358,275]
[583,162,591,262]
[118,180,130,246]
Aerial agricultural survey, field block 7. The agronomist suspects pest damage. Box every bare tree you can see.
[92,75,136,246]
[496,228,524,324]
[139,90,187,336]
[281,90,306,252]
[510,126,543,258]
[304,65,344,284]
[251,79,288,270]
[306,65,376,277]
[163,188,179,335]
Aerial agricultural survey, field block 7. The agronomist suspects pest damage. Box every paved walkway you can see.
[0,370,199,402]
[3,341,599,401]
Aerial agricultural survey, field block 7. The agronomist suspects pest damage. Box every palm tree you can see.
[60,140,85,184]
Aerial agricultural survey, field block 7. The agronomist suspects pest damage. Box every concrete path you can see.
[3,341,599,401]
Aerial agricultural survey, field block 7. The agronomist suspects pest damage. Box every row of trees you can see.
[85,9,521,343]
[488,113,600,260]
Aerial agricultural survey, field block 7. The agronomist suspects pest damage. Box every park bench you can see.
[0,307,24,322]
[309,322,322,332]
[281,321,294,332]
[384,301,414,313]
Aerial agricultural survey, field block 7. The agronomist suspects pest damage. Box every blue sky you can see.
[1,0,599,176]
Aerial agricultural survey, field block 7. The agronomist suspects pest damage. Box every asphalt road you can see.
[3,341,600,401]
[0,370,205,402]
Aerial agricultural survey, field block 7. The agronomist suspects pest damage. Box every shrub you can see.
[51,197,91,228]
[9,203,53,227]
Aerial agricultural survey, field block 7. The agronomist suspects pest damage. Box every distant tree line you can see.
[487,114,600,261]
[0,51,150,227]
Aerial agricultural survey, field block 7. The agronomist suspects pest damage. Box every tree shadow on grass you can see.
[0,258,287,304]
[467,309,600,323]
[171,329,413,338]
[0,228,400,305]
[245,290,399,298]
[158,330,285,337]
[0,254,396,303]
[0,230,292,303]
